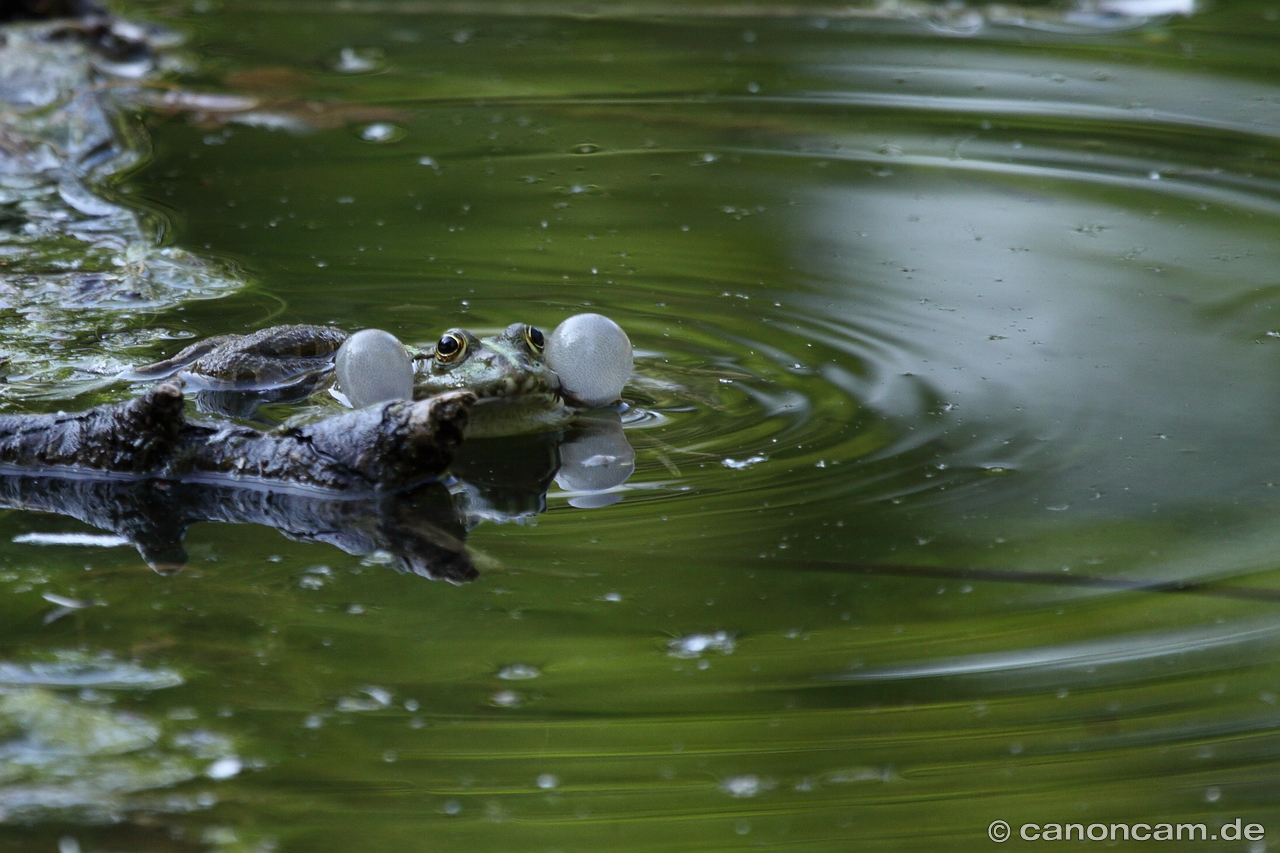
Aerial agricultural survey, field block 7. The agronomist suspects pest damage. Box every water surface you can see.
[6,0,1280,850]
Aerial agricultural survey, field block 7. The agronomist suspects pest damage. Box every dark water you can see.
[6,0,1280,850]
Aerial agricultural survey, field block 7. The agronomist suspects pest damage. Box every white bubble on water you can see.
[497,664,540,681]
[668,631,735,659]
[206,756,242,780]
[492,690,521,708]
[360,123,404,143]
[720,774,764,797]
[722,455,767,470]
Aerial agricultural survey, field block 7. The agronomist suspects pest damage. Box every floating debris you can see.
[496,664,540,681]
[720,774,772,798]
[359,121,405,143]
[0,19,247,402]
[491,690,522,707]
[667,631,736,659]
[333,46,382,73]
[0,670,237,822]
[206,756,243,780]
[336,686,393,712]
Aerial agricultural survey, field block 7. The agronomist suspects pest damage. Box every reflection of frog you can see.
[133,322,566,436]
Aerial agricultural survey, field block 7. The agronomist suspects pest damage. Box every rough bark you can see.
[0,383,474,493]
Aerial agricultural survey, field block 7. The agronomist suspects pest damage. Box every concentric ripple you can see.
[16,4,1280,851]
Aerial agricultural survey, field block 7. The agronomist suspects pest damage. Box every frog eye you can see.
[524,325,545,352]
[435,332,467,364]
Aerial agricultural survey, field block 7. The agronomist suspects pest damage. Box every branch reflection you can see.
[0,413,635,583]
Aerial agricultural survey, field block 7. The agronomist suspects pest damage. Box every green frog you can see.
[132,322,569,437]
[406,323,567,437]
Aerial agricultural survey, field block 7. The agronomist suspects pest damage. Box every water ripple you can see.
[836,616,1280,690]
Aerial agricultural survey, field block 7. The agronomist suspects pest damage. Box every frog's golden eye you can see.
[524,325,545,352]
[435,332,467,364]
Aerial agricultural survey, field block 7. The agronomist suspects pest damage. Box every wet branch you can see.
[0,383,474,493]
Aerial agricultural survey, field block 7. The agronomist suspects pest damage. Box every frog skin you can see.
[409,323,566,437]
[131,324,350,390]
[133,322,568,437]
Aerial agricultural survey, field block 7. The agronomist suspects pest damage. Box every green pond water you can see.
[7,0,1280,849]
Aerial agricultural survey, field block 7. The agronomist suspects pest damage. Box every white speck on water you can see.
[536,773,559,789]
[206,756,242,780]
[14,532,128,547]
[442,799,462,815]
[720,774,763,797]
[303,714,324,729]
[334,47,380,73]
[492,690,521,707]
[497,664,540,681]
[1098,0,1194,15]
[41,592,99,609]
[1148,170,1161,180]
[1204,786,1221,803]
[337,686,392,712]
[668,631,735,658]
[58,837,80,853]
[599,592,623,602]
[201,827,238,846]
[722,455,767,470]
[360,122,402,143]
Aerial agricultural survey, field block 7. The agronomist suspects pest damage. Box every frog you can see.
[406,323,568,437]
[131,321,570,437]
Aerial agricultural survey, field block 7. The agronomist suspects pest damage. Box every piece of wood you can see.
[0,383,475,493]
